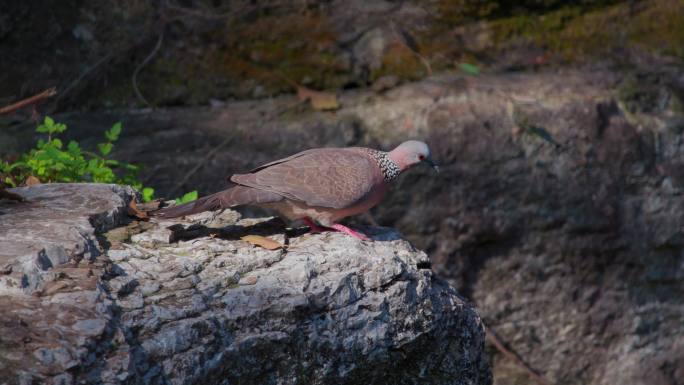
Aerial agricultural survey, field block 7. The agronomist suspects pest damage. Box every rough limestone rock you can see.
[0,183,135,295]
[0,183,491,385]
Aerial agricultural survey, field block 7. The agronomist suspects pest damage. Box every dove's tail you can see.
[151,186,282,218]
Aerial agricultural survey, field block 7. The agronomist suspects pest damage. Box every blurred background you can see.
[1,1,683,384]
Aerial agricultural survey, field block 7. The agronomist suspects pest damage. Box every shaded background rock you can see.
[0,0,682,111]
[0,184,490,385]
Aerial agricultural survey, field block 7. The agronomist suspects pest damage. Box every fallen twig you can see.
[164,2,244,20]
[485,324,554,385]
[132,28,166,108]
[0,88,57,115]
[53,52,115,109]
[169,133,235,197]
[391,23,432,76]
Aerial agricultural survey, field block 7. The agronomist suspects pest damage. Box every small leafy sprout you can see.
[105,122,122,141]
[36,116,67,141]
[98,142,113,156]
[175,190,198,205]
[1,117,156,201]
[458,63,480,76]
[142,187,155,202]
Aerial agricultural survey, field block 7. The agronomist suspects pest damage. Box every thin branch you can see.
[132,28,165,108]
[169,134,235,197]
[391,22,432,76]
[485,325,554,385]
[0,88,57,115]
[54,53,114,108]
[164,3,243,20]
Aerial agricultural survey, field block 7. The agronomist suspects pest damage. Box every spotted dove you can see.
[153,140,438,240]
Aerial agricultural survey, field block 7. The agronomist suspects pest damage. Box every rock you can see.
[0,183,491,385]
[0,183,135,294]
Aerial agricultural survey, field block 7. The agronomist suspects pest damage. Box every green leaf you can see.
[142,187,155,202]
[52,122,67,134]
[175,190,198,204]
[458,63,480,76]
[36,116,66,135]
[105,122,122,141]
[51,138,63,149]
[4,177,16,187]
[98,142,113,156]
[87,158,100,169]
[36,121,49,133]
[67,140,81,154]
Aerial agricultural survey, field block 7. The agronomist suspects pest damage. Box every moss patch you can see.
[419,0,684,70]
[489,0,684,61]
[371,42,426,82]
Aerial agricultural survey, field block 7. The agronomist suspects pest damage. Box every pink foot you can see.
[330,223,371,241]
[302,218,371,241]
[303,217,329,234]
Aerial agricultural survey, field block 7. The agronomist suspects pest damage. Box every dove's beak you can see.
[425,156,439,173]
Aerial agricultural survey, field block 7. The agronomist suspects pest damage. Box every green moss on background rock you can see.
[223,11,348,93]
[421,0,684,69]
[489,0,684,61]
[4,0,683,110]
[371,42,426,82]
[627,0,684,59]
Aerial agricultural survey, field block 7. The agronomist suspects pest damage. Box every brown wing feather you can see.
[247,149,321,173]
[231,148,378,209]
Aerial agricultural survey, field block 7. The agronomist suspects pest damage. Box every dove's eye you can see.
[418,154,425,160]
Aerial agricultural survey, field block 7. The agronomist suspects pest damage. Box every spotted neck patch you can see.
[367,150,401,182]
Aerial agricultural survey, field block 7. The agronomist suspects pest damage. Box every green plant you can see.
[1,117,156,202]
[142,187,155,202]
[175,190,198,204]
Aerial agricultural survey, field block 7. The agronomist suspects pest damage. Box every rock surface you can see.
[0,183,491,385]
[0,183,134,294]
[3,69,682,385]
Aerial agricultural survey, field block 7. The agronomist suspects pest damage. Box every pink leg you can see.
[330,224,371,241]
[302,218,371,241]
[302,217,329,234]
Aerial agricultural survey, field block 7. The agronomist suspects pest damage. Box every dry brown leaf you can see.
[240,276,258,286]
[297,86,340,111]
[25,175,41,186]
[137,200,162,212]
[127,198,149,220]
[241,235,284,250]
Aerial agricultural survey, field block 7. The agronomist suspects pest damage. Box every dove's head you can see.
[388,140,439,173]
